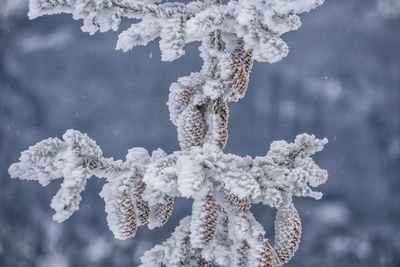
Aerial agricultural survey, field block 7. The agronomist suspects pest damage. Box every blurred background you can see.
[1,0,399,266]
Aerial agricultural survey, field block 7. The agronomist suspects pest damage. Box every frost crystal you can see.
[10,0,327,266]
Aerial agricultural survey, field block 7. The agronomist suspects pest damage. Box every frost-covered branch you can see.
[28,0,325,151]
[29,0,205,34]
[29,0,324,62]
[143,133,327,207]
[12,0,328,266]
[10,130,327,265]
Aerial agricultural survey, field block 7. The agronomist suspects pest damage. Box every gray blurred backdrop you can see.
[1,0,399,266]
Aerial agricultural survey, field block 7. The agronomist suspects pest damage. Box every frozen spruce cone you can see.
[274,205,302,266]
[237,240,251,266]
[110,192,138,240]
[191,195,222,247]
[223,189,251,213]
[228,39,254,100]
[10,0,327,266]
[133,182,151,225]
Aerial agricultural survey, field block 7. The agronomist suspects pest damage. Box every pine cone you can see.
[178,105,204,150]
[198,256,212,267]
[177,252,211,267]
[258,238,275,267]
[274,205,302,266]
[180,89,193,107]
[228,39,253,100]
[113,192,137,239]
[133,182,150,225]
[169,85,193,124]
[154,195,175,225]
[201,195,222,245]
[223,189,250,212]
[214,102,229,150]
[237,240,250,266]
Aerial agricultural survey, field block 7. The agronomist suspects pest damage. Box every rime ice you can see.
[10,130,328,266]
[11,0,327,266]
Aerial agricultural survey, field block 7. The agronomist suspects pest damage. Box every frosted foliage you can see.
[140,216,207,267]
[190,195,222,248]
[9,137,67,186]
[10,130,327,266]
[11,0,327,266]
[28,0,323,63]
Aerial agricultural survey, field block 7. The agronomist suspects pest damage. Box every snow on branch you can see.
[28,0,324,62]
[29,0,204,35]
[10,130,327,264]
[9,130,129,222]
[143,133,328,208]
[27,0,326,159]
[13,0,328,266]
